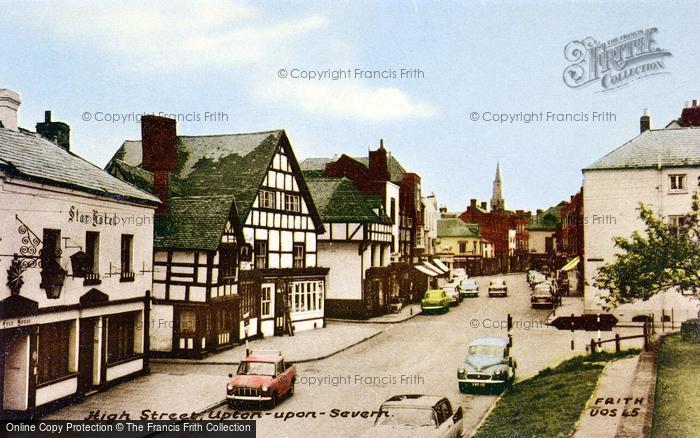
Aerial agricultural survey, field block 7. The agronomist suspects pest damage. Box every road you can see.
[194,273,572,437]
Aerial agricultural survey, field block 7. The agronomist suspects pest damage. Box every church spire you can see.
[491,162,505,211]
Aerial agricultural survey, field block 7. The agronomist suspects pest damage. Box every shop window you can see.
[38,320,71,384]
[107,313,136,363]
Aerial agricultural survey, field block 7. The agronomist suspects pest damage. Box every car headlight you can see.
[458,368,465,377]
[227,384,233,391]
[261,386,268,393]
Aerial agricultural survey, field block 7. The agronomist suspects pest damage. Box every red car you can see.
[226,350,296,409]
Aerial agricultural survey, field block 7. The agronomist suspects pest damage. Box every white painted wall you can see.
[528,230,553,255]
[0,176,155,308]
[583,166,700,321]
[2,334,29,410]
[317,242,362,300]
[149,304,174,353]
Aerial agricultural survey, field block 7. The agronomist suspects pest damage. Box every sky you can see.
[1,0,699,213]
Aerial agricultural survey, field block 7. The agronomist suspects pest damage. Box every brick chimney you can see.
[141,115,177,215]
[470,199,477,208]
[0,88,21,131]
[481,201,488,210]
[368,139,390,181]
[36,110,70,151]
[640,109,651,133]
[680,99,700,127]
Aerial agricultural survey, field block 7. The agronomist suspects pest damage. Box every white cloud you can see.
[20,0,327,71]
[257,81,436,121]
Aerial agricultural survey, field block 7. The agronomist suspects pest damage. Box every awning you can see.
[432,259,450,273]
[415,264,438,277]
[560,257,580,272]
[423,261,445,275]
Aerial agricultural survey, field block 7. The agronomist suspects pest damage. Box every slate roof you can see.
[107,129,323,250]
[0,127,159,205]
[300,153,408,182]
[584,127,700,171]
[437,218,481,238]
[305,177,385,223]
[154,195,237,250]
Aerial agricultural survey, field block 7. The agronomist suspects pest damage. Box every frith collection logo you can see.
[563,28,672,92]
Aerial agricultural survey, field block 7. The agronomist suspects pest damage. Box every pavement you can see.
[572,333,662,438]
[327,303,421,324]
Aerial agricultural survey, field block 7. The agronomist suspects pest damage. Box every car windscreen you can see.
[376,407,436,427]
[237,361,276,376]
[468,345,503,357]
[426,291,441,299]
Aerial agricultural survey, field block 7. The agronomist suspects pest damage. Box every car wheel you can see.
[288,382,295,397]
[268,393,278,410]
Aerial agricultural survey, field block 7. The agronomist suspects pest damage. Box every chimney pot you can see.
[640,109,651,133]
[36,110,70,151]
[0,88,21,131]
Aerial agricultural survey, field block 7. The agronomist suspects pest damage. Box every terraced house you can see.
[0,90,159,418]
[106,116,328,358]
[304,176,394,319]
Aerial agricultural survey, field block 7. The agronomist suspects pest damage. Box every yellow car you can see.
[421,289,451,314]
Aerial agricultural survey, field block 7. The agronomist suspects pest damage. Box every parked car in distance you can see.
[458,279,479,298]
[226,350,296,409]
[421,289,451,314]
[529,272,547,289]
[531,282,555,308]
[487,278,508,297]
[457,337,516,393]
[452,268,467,280]
[443,282,462,306]
[362,394,464,438]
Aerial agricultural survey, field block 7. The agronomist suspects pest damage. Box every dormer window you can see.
[669,174,687,193]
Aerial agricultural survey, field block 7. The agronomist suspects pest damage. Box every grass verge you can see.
[651,333,700,437]
[474,349,640,437]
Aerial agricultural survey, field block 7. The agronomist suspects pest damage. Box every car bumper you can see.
[421,305,447,312]
[458,377,506,385]
[488,290,507,296]
[227,394,273,402]
[461,290,478,297]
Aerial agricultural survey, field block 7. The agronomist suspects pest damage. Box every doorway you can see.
[78,318,96,393]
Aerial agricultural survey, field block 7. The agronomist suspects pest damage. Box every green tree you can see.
[594,192,700,309]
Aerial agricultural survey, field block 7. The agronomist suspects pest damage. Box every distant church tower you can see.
[490,162,505,211]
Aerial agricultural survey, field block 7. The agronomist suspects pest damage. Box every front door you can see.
[274,285,286,336]
[78,318,95,393]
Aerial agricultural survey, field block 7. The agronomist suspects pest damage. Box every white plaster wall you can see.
[149,304,174,352]
[35,377,77,406]
[0,176,155,308]
[106,358,143,382]
[583,167,700,321]
[317,242,362,300]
